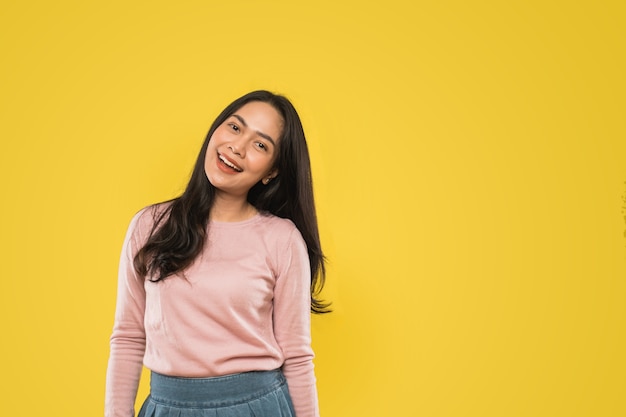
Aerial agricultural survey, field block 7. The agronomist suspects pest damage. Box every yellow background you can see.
[1,1,624,416]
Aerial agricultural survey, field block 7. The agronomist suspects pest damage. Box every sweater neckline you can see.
[209,212,265,228]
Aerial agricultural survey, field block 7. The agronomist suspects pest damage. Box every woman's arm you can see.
[273,227,320,417]
[105,210,149,417]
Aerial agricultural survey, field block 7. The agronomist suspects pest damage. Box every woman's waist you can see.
[148,368,286,405]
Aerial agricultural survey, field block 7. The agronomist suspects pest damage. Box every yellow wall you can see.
[1,1,624,416]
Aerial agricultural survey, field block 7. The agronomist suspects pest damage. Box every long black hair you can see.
[134,90,330,313]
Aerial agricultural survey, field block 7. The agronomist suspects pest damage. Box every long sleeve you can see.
[104,210,321,417]
[105,210,148,417]
[273,228,319,417]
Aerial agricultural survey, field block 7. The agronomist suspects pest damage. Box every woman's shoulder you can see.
[258,211,297,232]
[128,201,174,235]
[256,212,305,246]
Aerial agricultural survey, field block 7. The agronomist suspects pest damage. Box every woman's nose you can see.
[228,144,240,155]
[228,138,246,157]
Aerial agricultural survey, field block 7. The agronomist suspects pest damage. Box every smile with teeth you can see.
[218,154,243,172]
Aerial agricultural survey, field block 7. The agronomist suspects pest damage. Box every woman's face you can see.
[204,101,283,198]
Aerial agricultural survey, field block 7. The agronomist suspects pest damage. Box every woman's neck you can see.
[210,194,257,222]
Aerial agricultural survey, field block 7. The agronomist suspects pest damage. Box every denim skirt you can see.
[137,369,295,417]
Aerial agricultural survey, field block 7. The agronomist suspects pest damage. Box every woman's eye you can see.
[256,142,267,150]
[228,123,239,132]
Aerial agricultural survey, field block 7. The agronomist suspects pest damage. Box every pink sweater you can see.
[105,205,319,417]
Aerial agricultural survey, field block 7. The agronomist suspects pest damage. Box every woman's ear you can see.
[262,169,278,185]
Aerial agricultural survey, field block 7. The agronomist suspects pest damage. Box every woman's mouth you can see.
[218,153,243,172]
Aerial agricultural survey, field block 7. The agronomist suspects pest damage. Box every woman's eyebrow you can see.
[232,114,276,146]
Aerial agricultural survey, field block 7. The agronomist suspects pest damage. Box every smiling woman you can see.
[105,90,330,417]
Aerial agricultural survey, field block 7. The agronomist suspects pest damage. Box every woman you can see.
[105,90,329,417]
